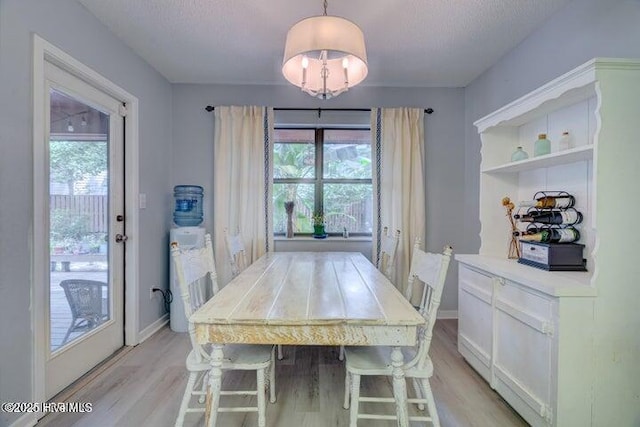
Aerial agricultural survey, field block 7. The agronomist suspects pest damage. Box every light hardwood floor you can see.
[38,320,527,427]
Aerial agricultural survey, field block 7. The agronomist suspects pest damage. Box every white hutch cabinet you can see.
[457,58,640,426]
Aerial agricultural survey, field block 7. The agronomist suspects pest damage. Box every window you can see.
[273,127,372,236]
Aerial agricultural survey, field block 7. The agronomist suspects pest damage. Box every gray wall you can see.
[463,0,640,424]
[0,1,172,423]
[171,84,465,314]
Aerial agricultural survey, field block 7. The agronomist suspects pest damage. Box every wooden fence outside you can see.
[50,195,108,233]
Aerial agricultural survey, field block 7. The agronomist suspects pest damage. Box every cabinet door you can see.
[494,280,554,426]
[457,264,494,381]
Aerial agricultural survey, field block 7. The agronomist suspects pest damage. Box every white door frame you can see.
[32,34,140,409]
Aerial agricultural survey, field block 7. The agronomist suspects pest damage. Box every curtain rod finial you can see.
[205,105,214,112]
[425,108,434,115]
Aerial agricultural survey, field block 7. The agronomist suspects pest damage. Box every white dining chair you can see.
[224,228,284,360]
[224,228,248,278]
[342,239,453,427]
[171,234,276,427]
[377,226,401,280]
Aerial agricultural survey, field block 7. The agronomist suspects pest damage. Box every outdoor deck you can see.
[50,262,108,351]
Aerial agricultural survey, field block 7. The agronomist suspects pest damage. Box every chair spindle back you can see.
[404,238,453,370]
[170,234,218,362]
[378,227,401,280]
[225,229,248,277]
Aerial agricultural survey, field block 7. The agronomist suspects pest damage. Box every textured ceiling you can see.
[78,0,571,87]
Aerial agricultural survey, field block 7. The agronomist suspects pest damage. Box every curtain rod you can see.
[204,106,434,115]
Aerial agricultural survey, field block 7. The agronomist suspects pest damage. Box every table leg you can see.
[390,346,409,427]
[206,344,224,427]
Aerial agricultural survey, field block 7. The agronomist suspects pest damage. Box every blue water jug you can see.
[173,185,203,226]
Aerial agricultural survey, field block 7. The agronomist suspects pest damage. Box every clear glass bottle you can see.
[534,133,551,156]
[558,131,572,151]
[511,146,529,161]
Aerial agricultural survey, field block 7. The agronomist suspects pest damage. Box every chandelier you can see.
[282,0,368,99]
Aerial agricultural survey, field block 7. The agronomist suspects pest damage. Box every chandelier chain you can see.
[323,0,328,16]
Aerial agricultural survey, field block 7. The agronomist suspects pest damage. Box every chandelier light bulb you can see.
[302,56,309,69]
[67,120,74,132]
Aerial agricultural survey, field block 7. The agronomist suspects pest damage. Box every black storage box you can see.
[518,241,587,271]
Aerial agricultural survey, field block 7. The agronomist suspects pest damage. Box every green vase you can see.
[511,146,529,162]
[534,133,551,157]
[313,224,325,236]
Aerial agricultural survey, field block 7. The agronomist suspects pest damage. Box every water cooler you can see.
[169,185,206,332]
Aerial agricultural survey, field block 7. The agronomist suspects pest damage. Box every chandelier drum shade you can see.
[282,14,368,99]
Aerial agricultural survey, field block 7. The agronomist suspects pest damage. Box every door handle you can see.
[115,234,128,243]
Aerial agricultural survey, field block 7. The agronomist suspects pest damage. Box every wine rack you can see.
[515,190,587,271]
[514,190,582,236]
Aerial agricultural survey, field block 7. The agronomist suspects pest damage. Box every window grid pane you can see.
[273,183,314,234]
[323,183,372,233]
[273,129,316,180]
[323,129,371,179]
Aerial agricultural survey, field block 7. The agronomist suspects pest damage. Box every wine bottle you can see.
[519,227,580,243]
[512,226,543,236]
[516,210,582,225]
[536,195,575,208]
[518,194,575,209]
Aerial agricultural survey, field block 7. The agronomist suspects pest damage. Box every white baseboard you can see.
[137,313,169,344]
[8,412,37,427]
[437,310,458,319]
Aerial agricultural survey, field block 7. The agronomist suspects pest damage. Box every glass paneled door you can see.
[44,62,125,398]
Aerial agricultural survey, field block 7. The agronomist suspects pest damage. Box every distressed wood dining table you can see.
[190,251,425,427]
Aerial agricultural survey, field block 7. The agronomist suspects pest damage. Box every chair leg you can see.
[269,347,277,403]
[349,373,361,427]
[343,370,351,409]
[257,368,266,427]
[277,344,284,360]
[175,371,198,427]
[61,318,79,345]
[420,379,440,427]
[61,326,73,346]
[198,371,208,404]
[411,377,425,410]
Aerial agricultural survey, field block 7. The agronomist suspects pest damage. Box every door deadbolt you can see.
[115,234,128,243]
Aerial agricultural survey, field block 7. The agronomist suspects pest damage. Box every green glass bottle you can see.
[534,133,551,157]
[511,146,529,161]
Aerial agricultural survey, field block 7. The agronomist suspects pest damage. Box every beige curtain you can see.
[213,106,274,287]
[371,108,425,299]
